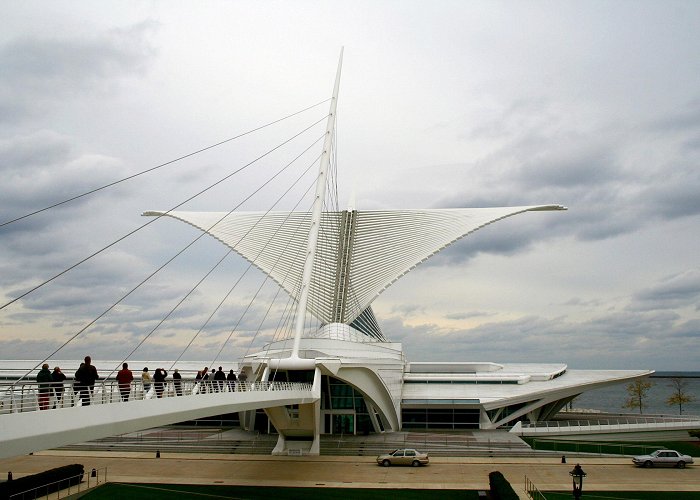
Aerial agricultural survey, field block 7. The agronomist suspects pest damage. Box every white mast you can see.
[288,48,343,364]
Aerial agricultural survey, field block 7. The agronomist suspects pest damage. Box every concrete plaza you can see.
[1,451,699,498]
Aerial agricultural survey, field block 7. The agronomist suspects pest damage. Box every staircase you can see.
[59,427,541,457]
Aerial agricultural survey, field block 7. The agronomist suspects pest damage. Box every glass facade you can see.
[268,370,374,435]
[401,407,480,430]
[486,402,527,426]
[266,370,488,433]
[322,375,373,434]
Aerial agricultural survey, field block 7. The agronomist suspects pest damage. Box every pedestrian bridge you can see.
[511,414,700,437]
[0,378,318,459]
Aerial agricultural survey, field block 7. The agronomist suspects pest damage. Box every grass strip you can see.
[81,483,482,499]
[524,438,699,457]
[545,492,700,500]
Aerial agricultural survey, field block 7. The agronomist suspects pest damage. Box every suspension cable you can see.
[0,99,330,228]
[156,157,319,372]
[166,165,319,372]
[14,131,326,383]
[210,184,316,371]
[259,120,341,382]
[240,223,308,378]
[178,174,316,370]
[143,153,320,376]
[1,115,328,312]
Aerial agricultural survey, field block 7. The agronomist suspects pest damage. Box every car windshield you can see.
[650,451,661,457]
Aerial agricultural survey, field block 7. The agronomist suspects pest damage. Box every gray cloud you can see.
[650,100,700,133]
[642,172,700,221]
[0,22,156,123]
[389,303,426,316]
[386,305,697,370]
[630,269,700,312]
[669,319,700,339]
[561,297,605,308]
[431,96,700,262]
[0,131,123,228]
[444,311,495,320]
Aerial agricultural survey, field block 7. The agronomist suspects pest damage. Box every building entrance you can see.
[332,414,354,434]
[319,374,374,435]
[323,411,355,434]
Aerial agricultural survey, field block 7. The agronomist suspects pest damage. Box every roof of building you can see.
[144,205,565,340]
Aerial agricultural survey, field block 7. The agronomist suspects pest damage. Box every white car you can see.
[632,449,693,468]
[376,448,429,467]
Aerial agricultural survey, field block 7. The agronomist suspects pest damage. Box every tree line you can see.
[623,377,696,415]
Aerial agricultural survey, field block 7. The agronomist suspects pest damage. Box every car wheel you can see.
[644,460,653,468]
[677,461,686,469]
[412,460,420,467]
[382,459,391,467]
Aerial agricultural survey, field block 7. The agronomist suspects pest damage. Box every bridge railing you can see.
[518,414,700,430]
[7,466,108,499]
[512,414,700,437]
[524,475,547,500]
[0,379,312,414]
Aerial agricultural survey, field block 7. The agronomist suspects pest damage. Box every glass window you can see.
[288,370,315,383]
[427,411,453,423]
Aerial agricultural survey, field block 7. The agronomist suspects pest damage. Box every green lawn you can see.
[81,483,482,499]
[545,492,700,500]
[525,438,700,457]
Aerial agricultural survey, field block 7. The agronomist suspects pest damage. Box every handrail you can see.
[519,414,700,429]
[0,379,313,415]
[8,466,108,499]
[524,475,547,500]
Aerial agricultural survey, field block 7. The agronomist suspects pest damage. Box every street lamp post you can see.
[569,463,587,499]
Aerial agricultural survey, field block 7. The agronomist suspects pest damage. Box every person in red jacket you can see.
[116,362,134,402]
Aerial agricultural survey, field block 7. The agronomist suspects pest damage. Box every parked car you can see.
[376,448,429,467]
[632,450,694,468]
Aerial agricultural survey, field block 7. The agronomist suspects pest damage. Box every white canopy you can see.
[144,205,565,326]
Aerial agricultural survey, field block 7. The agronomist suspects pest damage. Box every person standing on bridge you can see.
[75,356,99,406]
[214,367,226,392]
[116,363,134,402]
[51,366,66,408]
[226,369,237,392]
[153,368,168,398]
[73,363,84,406]
[173,368,182,396]
[36,363,52,410]
[141,367,151,396]
[201,367,210,394]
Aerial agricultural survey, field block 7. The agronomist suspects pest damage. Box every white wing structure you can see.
[143,205,565,338]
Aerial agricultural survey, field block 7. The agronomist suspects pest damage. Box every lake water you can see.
[574,373,700,416]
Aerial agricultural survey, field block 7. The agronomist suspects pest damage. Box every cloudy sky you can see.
[1,1,699,371]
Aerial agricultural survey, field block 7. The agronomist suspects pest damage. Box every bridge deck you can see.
[0,381,316,459]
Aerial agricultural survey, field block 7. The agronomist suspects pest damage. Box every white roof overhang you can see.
[143,205,566,326]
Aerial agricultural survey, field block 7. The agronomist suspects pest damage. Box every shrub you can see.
[689,430,700,439]
[489,470,519,500]
[0,464,84,500]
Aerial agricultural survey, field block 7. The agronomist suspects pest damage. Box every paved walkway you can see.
[1,451,699,498]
